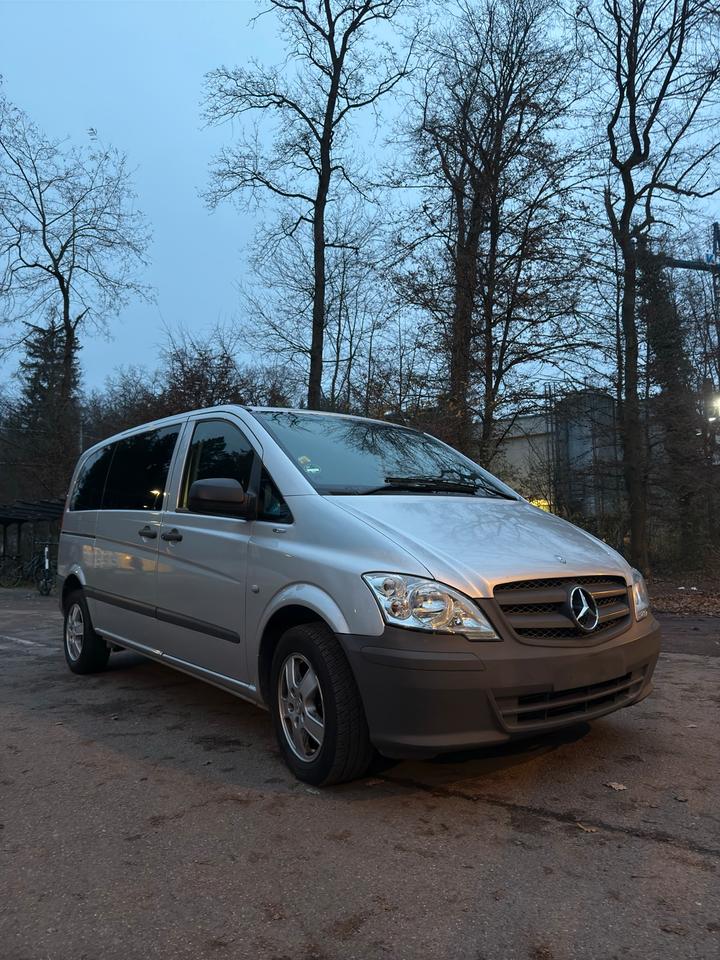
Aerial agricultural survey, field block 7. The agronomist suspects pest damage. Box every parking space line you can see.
[0,634,51,648]
[0,610,54,615]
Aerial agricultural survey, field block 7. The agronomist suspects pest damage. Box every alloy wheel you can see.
[65,602,84,661]
[277,653,325,761]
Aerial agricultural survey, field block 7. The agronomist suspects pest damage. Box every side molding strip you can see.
[85,587,241,644]
[156,607,240,644]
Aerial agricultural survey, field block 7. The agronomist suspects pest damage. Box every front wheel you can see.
[63,590,110,674]
[270,623,373,786]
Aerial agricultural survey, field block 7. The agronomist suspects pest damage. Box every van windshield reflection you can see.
[251,411,517,499]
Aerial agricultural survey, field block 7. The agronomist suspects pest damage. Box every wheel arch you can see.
[257,602,340,706]
[61,572,85,611]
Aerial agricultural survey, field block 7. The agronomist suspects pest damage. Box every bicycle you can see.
[0,554,24,589]
[28,541,57,595]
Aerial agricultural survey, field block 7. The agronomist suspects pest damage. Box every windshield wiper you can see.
[385,474,478,492]
[363,474,516,499]
[362,475,480,495]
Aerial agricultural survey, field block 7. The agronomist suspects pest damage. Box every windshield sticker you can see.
[298,455,321,475]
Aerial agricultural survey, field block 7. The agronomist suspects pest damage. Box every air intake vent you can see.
[493,670,645,729]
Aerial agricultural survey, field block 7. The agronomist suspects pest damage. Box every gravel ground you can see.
[1,588,718,960]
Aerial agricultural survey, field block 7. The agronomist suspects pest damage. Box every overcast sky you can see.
[2,1,718,395]
[1,0,278,389]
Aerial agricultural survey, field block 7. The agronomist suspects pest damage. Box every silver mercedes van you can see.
[57,406,660,784]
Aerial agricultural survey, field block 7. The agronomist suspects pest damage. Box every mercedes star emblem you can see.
[569,585,600,632]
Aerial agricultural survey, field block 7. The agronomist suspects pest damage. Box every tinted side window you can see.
[181,420,255,509]
[70,445,115,511]
[102,426,180,511]
[258,468,293,524]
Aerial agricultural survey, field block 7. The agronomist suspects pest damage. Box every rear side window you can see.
[102,426,180,511]
[181,420,255,508]
[70,445,115,511]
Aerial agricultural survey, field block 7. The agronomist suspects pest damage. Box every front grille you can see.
[496,575,625,591]
[493,670,645,729]
[493,575,631,644]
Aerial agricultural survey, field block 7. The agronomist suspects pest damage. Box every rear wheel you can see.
[37,571,54,596]
[63,590,109,674]
[270,622,373,786]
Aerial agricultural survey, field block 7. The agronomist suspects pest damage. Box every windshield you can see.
[251,410,517,498]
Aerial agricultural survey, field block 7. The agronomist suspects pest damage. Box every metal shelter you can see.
[0,497,65,557]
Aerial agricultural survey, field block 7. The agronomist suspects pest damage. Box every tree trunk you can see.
[59,284,76,406]
[448,243,476,451]
[478,190,500,465]
[308,177,327,408]
[619,246,649,572]
[446,182,484,453]
[307,46,342,410]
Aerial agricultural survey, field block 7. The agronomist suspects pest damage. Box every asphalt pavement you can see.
[1,588,718,960]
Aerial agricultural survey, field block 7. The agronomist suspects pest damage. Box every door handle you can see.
[138,525,157,539]
[161,528,183,543]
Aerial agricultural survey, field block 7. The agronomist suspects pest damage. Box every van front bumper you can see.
[339,616,660,759]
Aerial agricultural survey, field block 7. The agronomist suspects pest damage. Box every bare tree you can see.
[157,325,301,411]
[0,98,151,408]
[395,0,583,457]
[80,327,301,449]
[240,204,398,411]
[81,366,165,446]
[577,0,720,570]
[204,0,413,408]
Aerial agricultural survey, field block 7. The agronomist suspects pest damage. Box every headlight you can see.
[363,573,498,640]
[631,568,650,620]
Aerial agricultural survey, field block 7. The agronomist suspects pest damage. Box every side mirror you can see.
[188,477,249,517]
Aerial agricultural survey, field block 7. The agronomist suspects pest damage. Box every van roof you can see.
[78,405,418,460]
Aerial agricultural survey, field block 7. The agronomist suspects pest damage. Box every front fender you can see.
[257,582,355,637]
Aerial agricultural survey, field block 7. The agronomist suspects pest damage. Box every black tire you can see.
[270,622,373,786]
[63,589,110,674]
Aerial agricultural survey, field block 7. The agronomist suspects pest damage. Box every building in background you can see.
[497,388,624,529]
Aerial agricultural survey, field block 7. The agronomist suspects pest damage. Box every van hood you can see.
[327,495,631,597]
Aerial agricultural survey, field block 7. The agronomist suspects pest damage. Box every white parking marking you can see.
[0,634,51,648]
[0,610,52,615]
